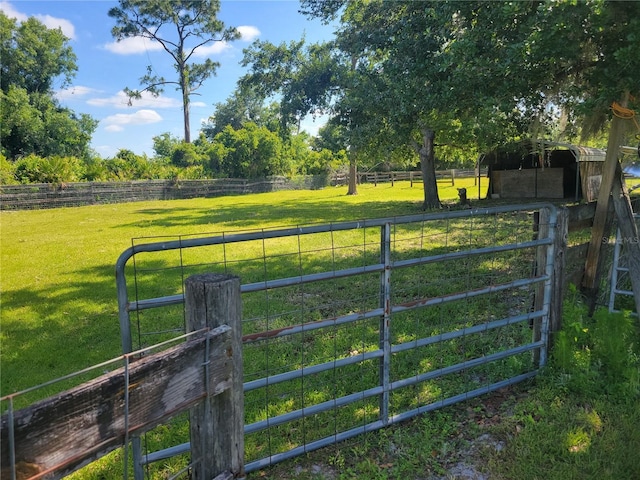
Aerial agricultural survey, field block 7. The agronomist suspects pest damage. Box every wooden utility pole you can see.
[185,273,244,480]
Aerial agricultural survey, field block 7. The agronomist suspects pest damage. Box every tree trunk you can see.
[416,127,440,209]
[182,80,191,143]
[183,95,191,143]
[347,152,358,195]
[346,54,358,196]
[179,53,191,143]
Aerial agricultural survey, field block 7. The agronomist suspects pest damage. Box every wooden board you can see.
[1,326,232,480]
[497,169,536,198]
[536,169,564,198]
[492,168,564,198]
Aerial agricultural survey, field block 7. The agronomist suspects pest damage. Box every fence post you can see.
[532,206,565,364]
[550,207,568,339]
[185,273,244,480]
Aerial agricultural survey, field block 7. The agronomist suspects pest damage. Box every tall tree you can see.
[109,0,239,143]
[308,1,462,207]
[0,12,96,159]
[241,39,388,194]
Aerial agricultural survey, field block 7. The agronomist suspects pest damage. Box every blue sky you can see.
[1,0,337,157]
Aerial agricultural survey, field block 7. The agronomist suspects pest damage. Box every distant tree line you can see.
[3,1,638,199]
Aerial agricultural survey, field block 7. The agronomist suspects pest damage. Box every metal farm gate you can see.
[116,203,557,478]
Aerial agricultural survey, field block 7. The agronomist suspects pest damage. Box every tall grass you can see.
[485,287,640,479]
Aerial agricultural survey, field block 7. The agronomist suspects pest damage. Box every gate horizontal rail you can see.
[115,203,557,478]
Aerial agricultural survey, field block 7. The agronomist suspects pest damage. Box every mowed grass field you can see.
[1,179,480,398]
[2,177,639,480]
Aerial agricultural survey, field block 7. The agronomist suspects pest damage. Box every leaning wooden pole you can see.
[582,108,627,295]
[185,274,244,480]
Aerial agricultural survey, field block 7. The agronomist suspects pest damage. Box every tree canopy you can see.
[0,13,76,94]
[294,0,640,206]
[202,87,280,139]
[0,12,97,160]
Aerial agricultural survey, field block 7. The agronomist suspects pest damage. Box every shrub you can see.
[81,156,107,182]
[551,285,640,396]
[13,154,85,184]
[171,142,206,168]
[0,154,18,185]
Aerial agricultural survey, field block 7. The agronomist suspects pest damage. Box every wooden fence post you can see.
[185,274,244,480]
[550,207,568,337]
[533,206,566,364]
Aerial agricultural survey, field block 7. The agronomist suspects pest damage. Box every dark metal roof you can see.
[480,140,606,165]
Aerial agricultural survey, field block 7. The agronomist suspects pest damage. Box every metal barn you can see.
[481,140,606,202]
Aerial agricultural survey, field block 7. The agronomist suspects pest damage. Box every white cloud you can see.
[88,90,182,109]
[237,25,260,42]
[194,41,232,57]
[104,36,164,55]
[0,1,26,21]
[0,1,75,39]
[55,85,98,101]
[193,26,260,57]
[37,14,75,39]
[103,109,163,132]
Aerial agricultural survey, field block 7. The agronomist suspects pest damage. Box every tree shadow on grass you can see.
[113,198,424,232]
[1,263,122,402]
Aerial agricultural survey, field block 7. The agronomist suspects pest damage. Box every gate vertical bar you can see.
[539,206,558,367]
[115,248,144,480]
[379,223,392,425]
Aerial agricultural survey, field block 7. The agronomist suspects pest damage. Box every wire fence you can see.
[0,170,486,211]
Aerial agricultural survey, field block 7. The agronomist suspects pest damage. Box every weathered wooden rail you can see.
[356,169,483,186]
[0,274,244,480]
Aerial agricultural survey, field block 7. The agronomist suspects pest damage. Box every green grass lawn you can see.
[2,177,638,480]
[1,180,477,397]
